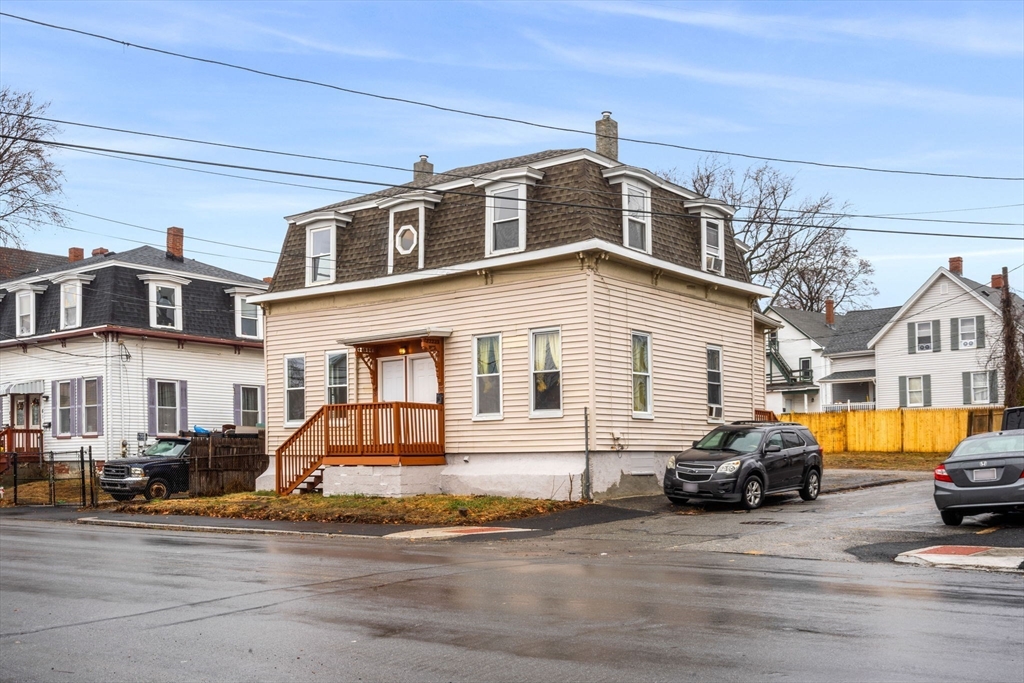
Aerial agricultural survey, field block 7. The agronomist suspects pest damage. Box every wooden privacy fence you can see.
[780,407,1006,453]
[189,433,268,497]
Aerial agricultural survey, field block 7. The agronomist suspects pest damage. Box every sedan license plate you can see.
[682,482,699,493]
[973,468,997,482]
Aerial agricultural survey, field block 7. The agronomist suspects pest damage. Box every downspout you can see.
[585,262,596,501]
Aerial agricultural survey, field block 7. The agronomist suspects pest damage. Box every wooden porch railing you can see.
[0,427,44,461]
[276,402,445,495]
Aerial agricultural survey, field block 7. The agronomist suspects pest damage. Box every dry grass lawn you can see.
[108,491,583,526]
[0,478,112,506]
[826,452,944,471]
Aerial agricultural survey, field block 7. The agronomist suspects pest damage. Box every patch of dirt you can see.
[825,452,942,471]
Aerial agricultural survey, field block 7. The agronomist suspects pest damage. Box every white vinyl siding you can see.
[473,334,502,419]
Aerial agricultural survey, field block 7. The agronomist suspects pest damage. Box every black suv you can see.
[99,438,191,501]
[664,422,823,510]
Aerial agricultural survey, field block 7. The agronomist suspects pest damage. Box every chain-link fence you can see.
[1,447,100,507]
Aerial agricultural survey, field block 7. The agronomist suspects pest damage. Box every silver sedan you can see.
[933,430,1024,526]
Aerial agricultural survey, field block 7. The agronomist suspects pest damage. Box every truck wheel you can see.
[111,493,135,502]
[144,479,171,501]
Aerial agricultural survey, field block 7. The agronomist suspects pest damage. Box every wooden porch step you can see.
[291,466,324,494]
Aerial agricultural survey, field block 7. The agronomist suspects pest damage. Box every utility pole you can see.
[1000,266,1023,407]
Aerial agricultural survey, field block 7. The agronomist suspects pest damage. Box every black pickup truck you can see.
[99,438,191,501]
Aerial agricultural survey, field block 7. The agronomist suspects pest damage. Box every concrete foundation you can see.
[255,456,275,492]
[439,453,586,501]
[322,464,443,497]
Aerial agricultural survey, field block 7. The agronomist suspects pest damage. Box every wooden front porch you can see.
[276,402,445,495]
[0,427,44,460]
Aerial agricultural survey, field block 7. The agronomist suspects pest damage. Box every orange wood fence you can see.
[276,402,444,495]
[779,407,1006,454]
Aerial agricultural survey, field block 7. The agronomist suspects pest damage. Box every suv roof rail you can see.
[730,420,783,425]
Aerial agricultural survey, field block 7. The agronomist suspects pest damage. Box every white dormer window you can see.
[16,290,34,337]
[623,183,651,254]
[225,287,266,339]
[702,218,724,275]
[307,226,334,284]
[138,274,190,331]
[51,273,95,331]
[486,184,526,256]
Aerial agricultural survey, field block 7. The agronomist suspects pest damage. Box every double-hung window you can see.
[623,184,651,253]
[326,352,348,404]
[474,334,502,418]
[907,376,925,407]
[57,380,72,435]
[703,219,724,274]
[486,185,525,256]
[61,282,81,329]
[307,227,334,284]
[155,287,177,327]
[632,332,652,417]
[530,328,561,416]
[285,355,306,426]
[971,372,990,404]
[240,298,260,338]
[707,346,723,420]
[139,274,188,331]
[156,381,179,434]
[915,322,933,352]
[16,291,34,337]
[240,386,261,427]
[83,378,99,434]
[959,317,976,348]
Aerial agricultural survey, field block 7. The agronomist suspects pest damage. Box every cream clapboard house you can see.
[252,114,773,500]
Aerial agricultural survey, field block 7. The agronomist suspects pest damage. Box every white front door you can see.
[380,359,406,402]
[409,356,438,404]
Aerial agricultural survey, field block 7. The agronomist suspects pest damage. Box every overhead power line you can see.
[3,11,1022,183]
[10,134,1022,242]
[9,111,1024,228]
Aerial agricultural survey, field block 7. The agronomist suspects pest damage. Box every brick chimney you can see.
[991,273,1004,289]
[596,111,618,161]
[68,247,84,263]
[166,226,184,261]
[949,256,963,275]
[825,298,835,326]
[91,247,109,257]
[413,155,433,182]
[263,277,273,285]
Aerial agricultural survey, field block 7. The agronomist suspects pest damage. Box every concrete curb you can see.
[75,517,376,539]
[825,478,907,494]
[895,545,1024,573]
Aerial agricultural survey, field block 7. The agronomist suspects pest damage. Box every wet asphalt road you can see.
[2,492,1022,683]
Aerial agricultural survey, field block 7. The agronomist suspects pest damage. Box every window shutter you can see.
[962,372,972,405]
[976,316,985,349]
[922,375,932,407]
[147,378,156,436]
[233,384,241,426]
[931,320,941,352]
[179,381,189,434]
[989,370,998,404]
[51,380,58,437]
[950,318,959,351]
[898,376,907,408]
[907,323,916,354]
[96,376,104,436]
[259,385,266,426]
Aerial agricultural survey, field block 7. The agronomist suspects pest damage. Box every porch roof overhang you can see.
[817,369,875,384]
[1,380,46,396]
[340,328,453,346]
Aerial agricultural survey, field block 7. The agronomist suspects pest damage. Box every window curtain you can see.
[534,331,560,372]
[477,336,500,375]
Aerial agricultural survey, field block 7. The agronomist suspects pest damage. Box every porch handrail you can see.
[275,406,326,495]
[0,427,43,454]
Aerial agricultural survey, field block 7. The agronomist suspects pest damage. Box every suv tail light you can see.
[934,465,953,483]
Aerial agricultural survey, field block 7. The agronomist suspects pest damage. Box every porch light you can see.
[398,345,407,355]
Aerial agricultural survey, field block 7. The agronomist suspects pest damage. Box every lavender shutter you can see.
[96,376,104,436]
[232,384,241,426]
[178,381,188,433]
[259,385,266,426]
[147,378,156,435]
[51,380,58,437]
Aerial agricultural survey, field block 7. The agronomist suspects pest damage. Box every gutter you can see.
[0,325,263,351]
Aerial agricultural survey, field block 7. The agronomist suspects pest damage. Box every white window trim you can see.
[707,344,724,423]
[325,351,349,405]
[395,224,418,256]
[15,290,35,338]
[237,297,262,339]
[971,371,991,405]
[622,181,652,255]
[138,274,189,331]
[907,375,925,407]
[529,327,563,418]
[958,317,977,350]
[83,377,100,435]
[485,182,527,257]
[632,331,653,419]
[239,384,262,427]
[916,321,933,352]
[701,217,725,275]
[155,380,180,436]
[305,223,337,286]
[60,281,83,330]
[57,379,72,436]
[473,333,503,421]
[284,354,306,428]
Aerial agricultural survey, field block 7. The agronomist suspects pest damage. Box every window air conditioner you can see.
[705,255,723,273]
[961,339,975,349]
[917,343,932,352]
[708,405,723,419]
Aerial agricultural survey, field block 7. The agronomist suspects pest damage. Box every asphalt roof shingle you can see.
[769,305,900,355]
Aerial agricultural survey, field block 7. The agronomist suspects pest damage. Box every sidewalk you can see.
[896,545,1024,573]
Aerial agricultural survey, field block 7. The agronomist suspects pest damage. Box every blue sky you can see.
[1,0,1022,305]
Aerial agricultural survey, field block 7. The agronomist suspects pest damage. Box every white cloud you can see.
[573,1,1024,57]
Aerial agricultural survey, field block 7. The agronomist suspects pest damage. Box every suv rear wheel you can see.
[799,469,820,501]
[740,475,764,510]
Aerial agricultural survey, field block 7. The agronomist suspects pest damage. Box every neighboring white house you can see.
[0,229,268,463]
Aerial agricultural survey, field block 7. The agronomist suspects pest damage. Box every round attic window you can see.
[396,225,417,255]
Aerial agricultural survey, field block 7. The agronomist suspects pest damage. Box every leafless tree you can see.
[984,271,1024,408]
[0,87,66,247]
[661,157,877,311]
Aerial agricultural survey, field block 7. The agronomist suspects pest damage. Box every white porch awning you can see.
[340,328,453,346]
[0,380,46,396]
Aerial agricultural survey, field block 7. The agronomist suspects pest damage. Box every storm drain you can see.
[739,520,786,526]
